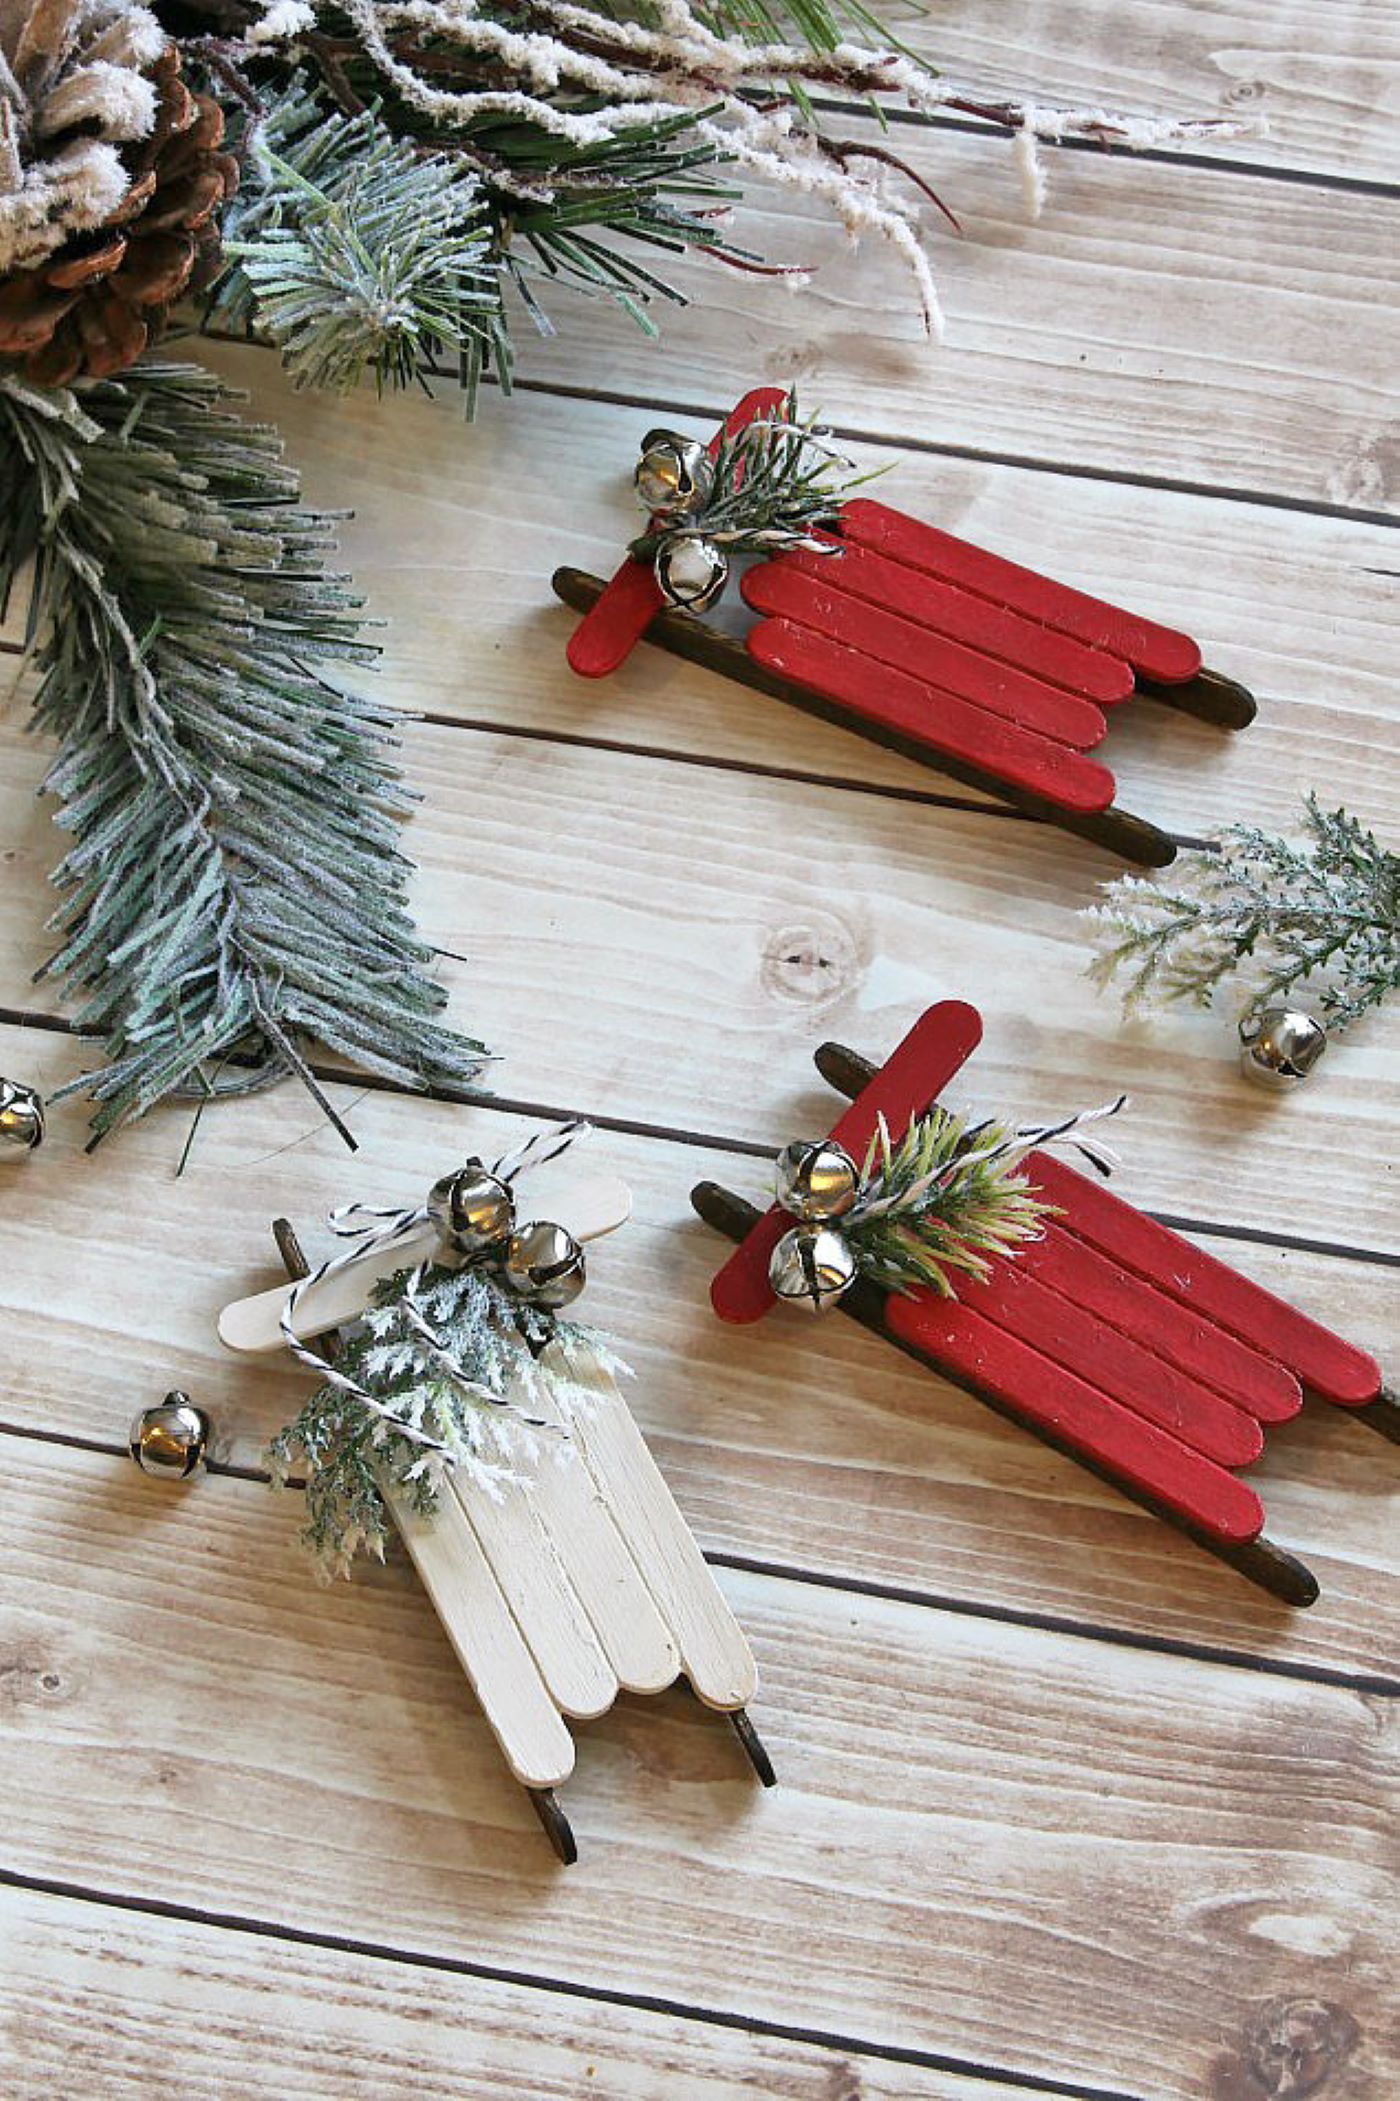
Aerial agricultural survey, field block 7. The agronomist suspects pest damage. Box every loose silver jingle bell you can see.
[655,534,729,613]
[0,1077,44,1152]
[502,1220,587,1310]
[427,1163,517,1256]
[1239,1006,1328,1088]
[774,1138,861,1222]
[635,432,714,519]
[768,1223,859,1313]
[129,1393,211,1479]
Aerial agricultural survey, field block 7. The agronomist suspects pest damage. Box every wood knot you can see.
[760,917,861,1008]
[0,1645,66,1710]
[1211,1999,1361,2100]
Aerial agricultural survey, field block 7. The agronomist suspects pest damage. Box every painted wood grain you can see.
[1,1439,1393,2099]
[4,691,1394,1251]
[885,0,1399,184]
[178,345,1400,846]
[0,1884,1024,2101]
[0,1026,1393,1679]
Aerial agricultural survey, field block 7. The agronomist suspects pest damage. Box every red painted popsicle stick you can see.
[710,1001,984,1325]
[741,563,1110,751]
[748,620,1118,815]
[1029,1152,1383,1407]
[885,1291,1265,1542]
[1015,1224,1303,1427]
[956,1257,1265,1467]
[843,499,1203,687]
[773,538,1135,705]
[566,387,790,679]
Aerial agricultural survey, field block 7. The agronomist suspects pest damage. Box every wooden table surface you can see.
[2,7,1396,2096]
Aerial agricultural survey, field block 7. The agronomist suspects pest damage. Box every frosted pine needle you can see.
[1087,798,1400,1031]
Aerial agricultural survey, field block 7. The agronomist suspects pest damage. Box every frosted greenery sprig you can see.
[630,394,878,563]
[213,84,511,405]
[0,358,489,1143]
[269,1262,628,1576]
[1086,797,1400,1031]
[841,1107,1062,1299]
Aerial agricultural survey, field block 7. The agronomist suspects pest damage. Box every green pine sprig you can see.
[630,391,880,561]
[270,1261,627,1576]
[844,1108,1056,1299]
[0,357,489,1145]
[1087,797,1400,1030]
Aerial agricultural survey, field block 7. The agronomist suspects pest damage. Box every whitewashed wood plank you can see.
[3,1439,1394,2099]
[383,1475,576,1789]
[0,1025,1393,1683]
[6,708,1393,1250]
[0,1884,1020,2101]
[450,1456,621,1723]
[561,1340,759,1710]
[887,0,1399,184]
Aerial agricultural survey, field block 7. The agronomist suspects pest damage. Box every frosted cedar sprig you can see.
[269,1260,629,1577]
[1086,797,1400,1031]
[630,394,878,563]
[842,1097,1125,1298]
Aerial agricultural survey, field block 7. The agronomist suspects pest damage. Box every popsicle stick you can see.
[550,569,1179,869]
[451,1458,621,1723]
[748,619,1119,814]
[218,1169,633,1354]
[741,562,1110,749]
[775,537,1135,705]
[1135,667,1257,729]
[885,1290,1265,1541]
[386,1475,579,1788]
[691,1181,1319,1607]
[956,1258,1266,1468]
[560,1341,759,1711]
[565,386,789,678]
[528,1351,684,1695]
[1014,1226,1303,1427]
[710,1001,983,1326]
[1028,1152,1384,1408]
[842,499,1203,687]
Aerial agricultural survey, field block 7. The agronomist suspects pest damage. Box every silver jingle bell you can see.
[502,1220,587,1310]
[635,433,714,519]
[0,1077,44,1153]
[774,1138,861,1222]
[427,1163,517,1256]
[129,1393,211,1480]
[654,534,729,613]
[768,1224,858,1313]
[1239,1006,1328,1088]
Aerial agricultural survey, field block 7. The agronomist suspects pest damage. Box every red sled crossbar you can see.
[691,1003,1396,1607]
[554,389,1257,868]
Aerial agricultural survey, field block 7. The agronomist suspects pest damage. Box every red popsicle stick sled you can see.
[692,1004,1394,1607]
[555,391,1258,867]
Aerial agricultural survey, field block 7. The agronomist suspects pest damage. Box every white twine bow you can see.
[278,1120,588,1458]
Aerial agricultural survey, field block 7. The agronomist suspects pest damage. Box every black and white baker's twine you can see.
[278,1121,588,1459]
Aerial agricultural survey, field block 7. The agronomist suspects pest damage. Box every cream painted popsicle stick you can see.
[561,1343,759,1712]
[453,1462,621,1722]
[380,1475,577,1791]
[218,1170,632,1354]
[527,1434,683,1696]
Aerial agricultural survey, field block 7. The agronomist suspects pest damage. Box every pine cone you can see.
[0,2,238,385]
